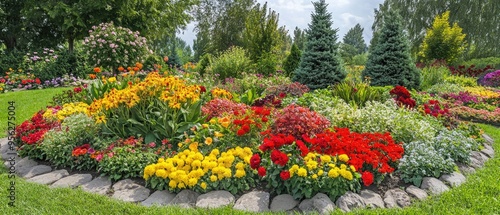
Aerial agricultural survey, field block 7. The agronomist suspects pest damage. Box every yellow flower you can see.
[168,180,177,188]
[155,169,168,179]
[189,142,199,152]
[320,155,331,163]
[306,160,318,170]
[219,116,231,128]
[191,160,201,168]
[235,169,246,178]
[328,168,340,178]
[188,178,198,187]
[200,182,207,190]
[209,118,217,124]
[350,165,356,172]
[318,170,324,176]
[204,137,213,145]
[340,169,353,180]
[312,174,318,179]
[108,77,117,83]
[338,154,349,162]
[297,168,307,177]
[214,131,224,138]
[202,124,209,128]
[210,175,217,182]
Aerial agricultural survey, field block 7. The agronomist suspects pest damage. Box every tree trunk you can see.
[68,36,74,53]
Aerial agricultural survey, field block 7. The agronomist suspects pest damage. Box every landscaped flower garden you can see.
[11,62,498,204]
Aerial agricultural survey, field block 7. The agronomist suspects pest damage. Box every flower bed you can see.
[13,68,491,203]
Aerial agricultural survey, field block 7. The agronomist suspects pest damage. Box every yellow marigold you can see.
[328,168,340,178]
[200,182,207,190]
[350,165,356,172]
[168,180,177,188]
[188,178,198,187]
[340,164,347,170]
[209,118,217,124]
[235,169,246,178]
[143,165,156,179]
[204,137,213,145]
[202,124,209,128]
[318,170,324,176]
[320,155,331,163]
[210,175,217,182]
[235,162,245,170]
[155,169,168,179]
[338,154,349,162]
[108,77,117,83]
[191,160,202,168]
[340,169,353,181]
[311,174,318,180]
[297,168,307,177]
[214,131,224,138]
[178,182,186,189]
[158,158,165,163]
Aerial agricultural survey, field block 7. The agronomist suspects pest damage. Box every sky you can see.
[178,0,385,48]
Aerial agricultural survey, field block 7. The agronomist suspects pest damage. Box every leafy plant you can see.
[207,46,252,80]
[331,80,383,107]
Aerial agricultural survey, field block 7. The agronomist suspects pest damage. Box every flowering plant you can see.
[480,70,500,87]
[253,134,360,199]
[201,98,249,120]
[144,147,256,194]
[264,82,310,97]
[82,22,152,74]
[15,110,60,159]
[390,85,416,109]
[448,64,493,77]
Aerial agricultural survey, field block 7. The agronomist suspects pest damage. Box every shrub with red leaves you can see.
[265,82,310,97]
[271,104,330,139]
[448,64,494,77]
[390,85,416,109]
[201,98,249,120]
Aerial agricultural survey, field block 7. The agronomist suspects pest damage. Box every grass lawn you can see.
[0,88,499,214]
[0,87,71,138]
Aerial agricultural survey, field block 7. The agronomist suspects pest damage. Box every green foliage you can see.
[207,46,252,80]
[197,53,213,77]
[444,75,478,87]
[460,57,500,70]
[243,2,281,75]
[351,53,368,66]
[82,22,151,73]
[42,114,100,169]
[282,43,301,77]
[0,50,25,76]
[363,10,420,89]
[293,0,346,90]
[293,27,307,50]
[420,66,450,91]
[331,81,384,107]
[426,82,463,94]
[341,23,367,63]
[419,11,467,64]
[97,144,159,181]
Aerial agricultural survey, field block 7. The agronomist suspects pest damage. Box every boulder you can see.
[481,144,494,158]
[383,188,411,208]
[312,193,336,214]
[270,194,299,212]
[111,179,150,202]
[336,191,366,212]
[80,176,112,195]
[196,190,235,208]
[405,185,428,200]
[169,189,200,208]
[359,189,385,208]
[20,165,52,179]
[233,191,270,212]
[420,177,449,195]
[439,172,466,187]
[27,169,69,185]
[50,174,93,188]
[141,190,176,207]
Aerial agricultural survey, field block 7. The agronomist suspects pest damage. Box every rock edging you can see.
[0,133,495,213]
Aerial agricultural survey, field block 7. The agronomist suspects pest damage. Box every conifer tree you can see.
[293,0,345,90]
[283,43,301,77]
[363,10,420,89]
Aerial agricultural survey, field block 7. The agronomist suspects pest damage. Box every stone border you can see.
[0,133,495,213]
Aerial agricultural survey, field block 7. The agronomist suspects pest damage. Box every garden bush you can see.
[420,66,450,90]
[331,80,384,107]
[479,70,500,87]
[82,22,152,74]
[206,46,252,81]
[444,75,478,87]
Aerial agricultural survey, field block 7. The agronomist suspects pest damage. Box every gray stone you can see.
[359,189,385,208]
[457,163,476,175]
[481,144,495,158]
[405,185,428,200]
[20,165,52,179]
[421,177,449,195]
[336,191,366,212]
[112,187,150,203]
[27,169,69,185]
[196,190,235,208]
[141,190,176,207]
[0,138,9,153]
[50,174,93,188]
[233,191,270,212]
[112,179,141,190]
[482,133,494,145]
[3,154,21,167]
[270,194,299,212]
[169,189,200,208]
[14,157,38,169]
[470,151,488,168]
[439,172,466,187]
[298,198,314,214]
[80,176,112,195]
[383,188,411,208]
[312,193,336,214]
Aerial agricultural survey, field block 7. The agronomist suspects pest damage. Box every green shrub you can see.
[207,46,252,80]
[197,53,213,77]
[282,43,301,77]
[460,57,500,70]
[444,75,478,87]
[0,49,25,76]
[426,83,463,94]
[351,53,368,66]
[41,114,100,169]
[420,66,450,90]
[331,81,384,107]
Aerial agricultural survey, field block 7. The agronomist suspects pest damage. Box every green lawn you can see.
[0,88,499,214]
[0,87,70,138]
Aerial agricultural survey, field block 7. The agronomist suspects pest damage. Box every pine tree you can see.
[363,10,420,89]
[283,43,301,77]
[343,23,367,55]
[293,0,345,90]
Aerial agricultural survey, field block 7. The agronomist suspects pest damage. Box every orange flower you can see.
[118,66,125,72]
[93,67,101,73]
[89,74,97,79]
[127,67,132,71]
[135,62,143,70]
[163,56,169,62]
[133,67,140,71]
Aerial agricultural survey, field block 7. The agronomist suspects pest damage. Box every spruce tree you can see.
[363,10,420,89]
[283,43,301,77]
[343,23,367,55]
[293,0,345,90]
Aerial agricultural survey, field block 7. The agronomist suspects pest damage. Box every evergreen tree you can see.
[283,43,301,77]
[343,23,367,55]
[363,10,420,89]
[293,0,345,90]
[293,27,307,50]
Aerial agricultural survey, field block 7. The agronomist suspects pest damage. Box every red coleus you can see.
[390,85,416,109]
[272,104,330,139]
[422,100,450,118]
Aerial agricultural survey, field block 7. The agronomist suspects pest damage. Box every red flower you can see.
[361,171,374,186]
[258,167,266,177]
[279,92,286,98]
[236,129,246,136]
[295,140,309,157]
[250,154,261,169]
[73,87,82,93]
[242,124,251,132]
[270,149,289,166]
[280,170,290,180]
[35,78,41,85]
[199,85,206,93]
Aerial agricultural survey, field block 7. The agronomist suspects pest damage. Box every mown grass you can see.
[0,88,499,214]
[0,87,70,138]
